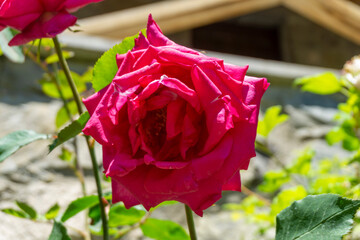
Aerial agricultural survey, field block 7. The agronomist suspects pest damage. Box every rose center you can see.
[142,108,167,154]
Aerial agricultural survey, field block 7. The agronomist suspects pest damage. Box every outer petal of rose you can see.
[158,48,221,69]
[215,78,268,179]
[9,11,77,46]
[41,0,65,11]
[112,178,141,208]
[191,66,234,153]
[133,32,149,51]
[146,14,174,47]
[83,85,109,115]
[191,133,233,181]
[0,0,42,17]
[105,150,143,177]
[224,63,248,81]
[222,171,241,191]
[112,165,175,210]
[83,83,121,145]
[197,61,251,121]
[0,13,41,30]
[242,76,270,105]
[177,178,223,216]
[144,166,198,194]
[65,0,103,12]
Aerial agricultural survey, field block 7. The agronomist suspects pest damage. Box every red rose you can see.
[83,15,269,216]
[0,0,102,46]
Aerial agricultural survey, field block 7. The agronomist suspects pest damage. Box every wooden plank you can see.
[76,0,280,39]
[283,0,360,45]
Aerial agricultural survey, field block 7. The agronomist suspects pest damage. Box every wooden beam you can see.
[76,0,280,39]
[282,0,360,45]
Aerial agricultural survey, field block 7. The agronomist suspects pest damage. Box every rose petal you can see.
[146,14,174,47]
[9,11,77,46]
[144,166,198,194]
[133,31,149,51]
[222,171,241,191]
[113,62,161,91]
[166,99,185,139]
[191,133,233,181]
[112,178,140,208]
[65,0,103,12]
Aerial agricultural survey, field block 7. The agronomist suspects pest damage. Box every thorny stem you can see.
[185,205,197,240]
[53,36,109,240]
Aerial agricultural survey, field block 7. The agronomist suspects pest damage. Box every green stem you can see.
[184,205,197,240]
[53,36,83,114]
[53,36,109,240]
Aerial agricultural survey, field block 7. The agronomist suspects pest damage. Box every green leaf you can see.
[61,195,98,222]
[92,31,144,92]
[55,101,78,129]
[16,201,37,219]
[151,201,179,211]
[49,112,90,152]
[141,218,190,240]
[258,106,288,137]
[0,130,48,162]
[40,71,86,99]
[109,203,146,227]
[0,27,25,63]
[275,194,360,240]
[48,221,71,240]
[45,203,60,220]
[45,51,74,64]
[295,72,341,95]
[2,208,28,219]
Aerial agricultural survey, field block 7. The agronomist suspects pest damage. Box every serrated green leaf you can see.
[258,105,288,137]
[141,218,190,240]
[109,203,146,227]
[0,130,49,162]
[49,112,90,152]
[295,72,341,95]
[45,51,74,64]
[2,208,29,219]
[275,194,360,240]
[55,101,78,129]
[61,195,98,222]
[45,203,60,220]
[0,28,25,63]
[92,31,144,92]
[40,71,86,99]
[48,221,71,240]
[16,201,37,219]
